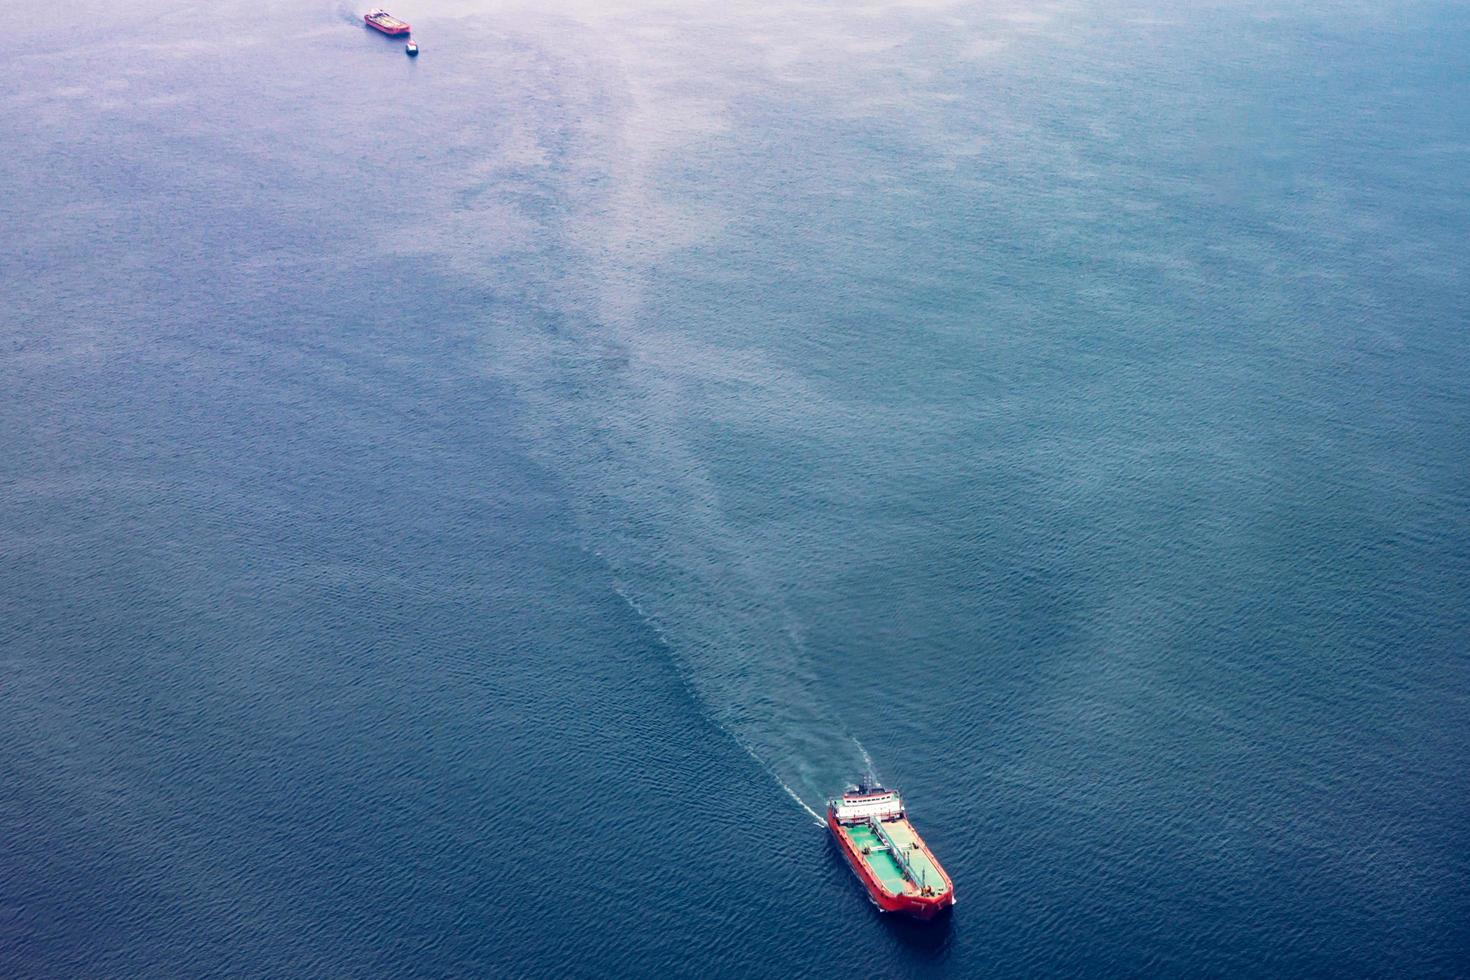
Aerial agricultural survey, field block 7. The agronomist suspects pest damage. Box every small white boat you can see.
[405,40,419,56]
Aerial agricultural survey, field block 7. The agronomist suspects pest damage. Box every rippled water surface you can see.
[3,0,1468,975]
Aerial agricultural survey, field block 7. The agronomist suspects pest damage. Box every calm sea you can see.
[3,0,1468,975]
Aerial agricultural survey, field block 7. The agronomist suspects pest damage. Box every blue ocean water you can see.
[3,0,1468,975]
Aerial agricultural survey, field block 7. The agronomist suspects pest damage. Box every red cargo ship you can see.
[364,9,411,35]
[827,785,954,919]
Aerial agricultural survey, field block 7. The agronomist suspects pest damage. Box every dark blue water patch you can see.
[0,258,828,976]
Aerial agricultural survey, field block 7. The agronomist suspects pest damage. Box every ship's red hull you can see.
[365,17,410,35]
[828,809,954,920]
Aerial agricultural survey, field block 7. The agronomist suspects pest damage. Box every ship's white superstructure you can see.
[829,786,904,824]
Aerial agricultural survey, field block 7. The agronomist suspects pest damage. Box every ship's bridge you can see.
[830,786,904,824]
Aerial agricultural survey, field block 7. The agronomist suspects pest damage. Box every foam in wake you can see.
[487,298,874,815]
[450,17,874,821]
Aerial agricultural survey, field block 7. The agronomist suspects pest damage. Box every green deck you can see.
[881,819,945,892]
[844,822,908,892]
[841,818,946,895]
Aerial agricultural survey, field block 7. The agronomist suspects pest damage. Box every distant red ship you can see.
[364,9,410,35]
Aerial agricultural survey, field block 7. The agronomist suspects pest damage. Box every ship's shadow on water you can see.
[822,838,956,958]
[879,908,955,957]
